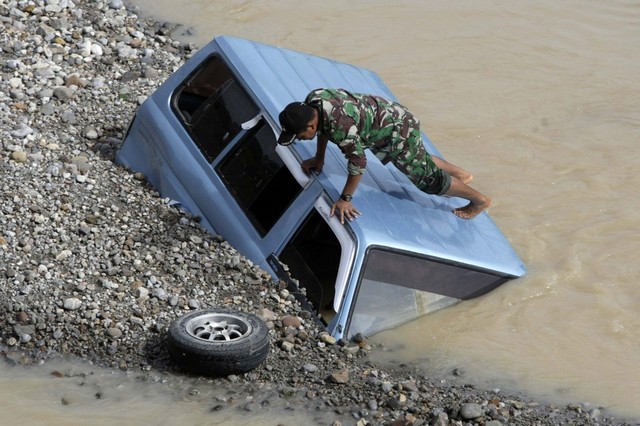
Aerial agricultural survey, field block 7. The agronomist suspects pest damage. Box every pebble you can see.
[10,124,33,138]
[330,369,350,384]
[63,298,82,311]
[152,288,168,301]
[460,402,484,419]
[135,287,150,298]
[279,340,293,352]
[319,332,337,345]
[302,363,318,373]
[10,151,27,162]
[281,315,301,328]
[107,328,123,340]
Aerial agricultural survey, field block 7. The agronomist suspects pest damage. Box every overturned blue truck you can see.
[117,36,526,341]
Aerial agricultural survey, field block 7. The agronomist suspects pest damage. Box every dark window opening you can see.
[279,210,341,322]
[362,249,510,300]
[217,121,301,236]
[173,55,259,162]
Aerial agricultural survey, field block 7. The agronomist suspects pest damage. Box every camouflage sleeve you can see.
[315,88,368,175]
[338,134,367,176]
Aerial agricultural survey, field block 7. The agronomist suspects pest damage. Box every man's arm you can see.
[315,133,328,162]
[341,173,362,198]
[302,132,364,224]
[331,173,362,224]
[301,133,329,174]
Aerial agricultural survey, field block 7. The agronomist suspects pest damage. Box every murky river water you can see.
[5,0,639,423]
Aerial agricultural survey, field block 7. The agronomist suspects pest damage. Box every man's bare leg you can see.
[445,177,492,219]
[432,156,473,184]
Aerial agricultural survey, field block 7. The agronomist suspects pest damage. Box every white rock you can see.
[91,43,103,57]
[63,298,82,310]
[56,249,73,260]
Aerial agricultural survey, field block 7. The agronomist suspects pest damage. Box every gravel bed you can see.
[0,1,635,425]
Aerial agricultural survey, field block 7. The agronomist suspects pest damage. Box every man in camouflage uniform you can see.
[277,88,491,222]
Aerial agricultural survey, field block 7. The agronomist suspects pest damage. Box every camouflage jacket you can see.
[305,88,417,175]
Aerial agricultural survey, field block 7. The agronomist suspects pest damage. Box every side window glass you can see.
[348,249,508,338]
[278,209,341,324]
[217,121,302,236]
[173,56,259,162]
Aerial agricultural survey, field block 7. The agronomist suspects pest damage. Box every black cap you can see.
[277,102,315,146]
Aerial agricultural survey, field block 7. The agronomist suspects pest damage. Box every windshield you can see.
[347,248,511,337]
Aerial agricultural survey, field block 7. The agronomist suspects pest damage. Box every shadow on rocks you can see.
[91,136,123,162]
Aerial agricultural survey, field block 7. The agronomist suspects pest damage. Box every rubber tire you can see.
[166,308,270,376]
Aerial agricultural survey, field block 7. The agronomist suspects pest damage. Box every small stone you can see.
[256,308,277,322]
[432,412,449,426]
[13,325,35,338]
[41,103,56,116]
[63,298,82,310]
[280,341,294,352]
[152,288,167,301]
[401,380,419,392]
[143,67,159,79]
[329,369,349,384]
[384,397,403,410]
[11,125,33,138]
[107,328,123,339]
[281,315,301,328]
[61,110,77,124]
[53,86,75,100]
[460,402,484,420]
[135,287,149,298]
[10,151,27,163]
[302,363,318,373]
[65,75,85,87]
[84,128,99,140]
[56,250,73,260]
[342,345,360,355]
[319,332,337,345]
[352,333,366,343]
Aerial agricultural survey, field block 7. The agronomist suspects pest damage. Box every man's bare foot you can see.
[453,198,492,219]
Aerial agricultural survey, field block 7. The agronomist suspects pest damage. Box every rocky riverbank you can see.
[0,1,635,425]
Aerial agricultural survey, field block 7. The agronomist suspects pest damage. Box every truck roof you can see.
[215,35,525,277]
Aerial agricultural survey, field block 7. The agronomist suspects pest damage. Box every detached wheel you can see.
[167,308,270,376]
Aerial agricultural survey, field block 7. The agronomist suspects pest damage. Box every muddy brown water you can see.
[4,0,639,423]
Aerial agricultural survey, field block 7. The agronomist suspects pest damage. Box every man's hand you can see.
[330,199,362,224]
[302,156,324,174]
